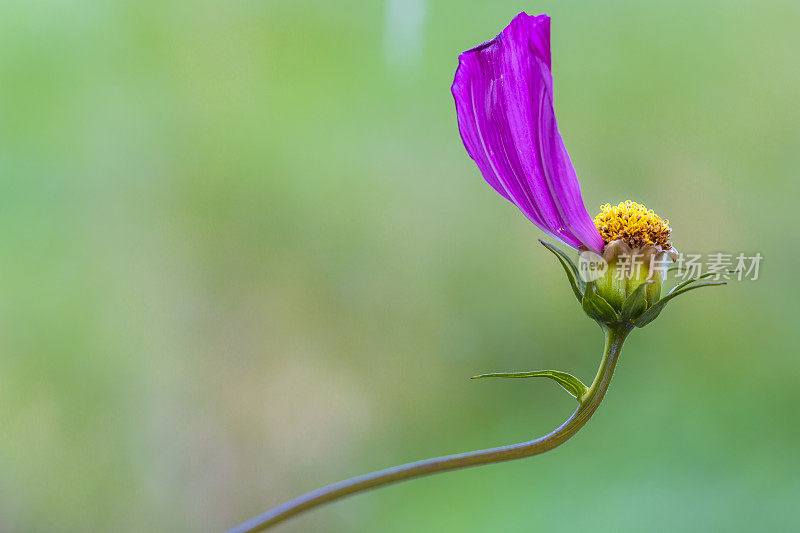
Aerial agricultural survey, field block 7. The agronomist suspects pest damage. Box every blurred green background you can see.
[1,0,798,531]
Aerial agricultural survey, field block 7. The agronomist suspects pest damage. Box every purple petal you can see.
[451,13,604,253]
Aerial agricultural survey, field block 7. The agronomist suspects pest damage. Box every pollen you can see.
[594,200,672,249]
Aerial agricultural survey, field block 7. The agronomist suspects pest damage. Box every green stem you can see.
[228,324,632,533]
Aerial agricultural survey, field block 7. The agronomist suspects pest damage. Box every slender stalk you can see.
[229,324,632,533]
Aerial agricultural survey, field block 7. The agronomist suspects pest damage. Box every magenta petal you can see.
[451,13,604,253]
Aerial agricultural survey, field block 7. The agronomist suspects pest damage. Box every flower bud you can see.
[591,240,675,312]
[543,200,724,329]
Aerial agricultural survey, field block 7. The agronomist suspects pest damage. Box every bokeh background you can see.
[1,0,798,531]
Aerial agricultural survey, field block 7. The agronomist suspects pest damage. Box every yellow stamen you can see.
[594,200,672,249]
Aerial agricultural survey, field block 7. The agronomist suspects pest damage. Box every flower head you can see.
[451,13,604,254]
[594,201,672,250]
[453,12,727,328]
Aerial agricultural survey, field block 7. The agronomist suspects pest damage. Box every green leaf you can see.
[471,369,588,400]
[582,282,619,324]
[668,280,728,298]
[620,280,653,321]
[667,271,719,296]
[539,240,583,302]
[634,280,727,327]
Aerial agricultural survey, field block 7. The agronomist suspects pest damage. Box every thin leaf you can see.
[471,369,588,400]
[668,270,737,295]
[539,239,580,278]
[667,271,720,296]
[665,280,727,301]
[634,280,727,327]
[539,240,583,302]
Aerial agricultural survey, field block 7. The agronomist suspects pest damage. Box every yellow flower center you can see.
[594,200,672,249]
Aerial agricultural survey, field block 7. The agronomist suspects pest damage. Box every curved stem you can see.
[228,324,632,533]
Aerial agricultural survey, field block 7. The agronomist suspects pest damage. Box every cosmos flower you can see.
[450,12,724,327]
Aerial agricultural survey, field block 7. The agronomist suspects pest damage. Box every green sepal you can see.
[666,271,719,296]
[620,280,654,321]
[634,280,727,327]
[471,369,588,400]
[582,282,619,324]
[539,240,583,303]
